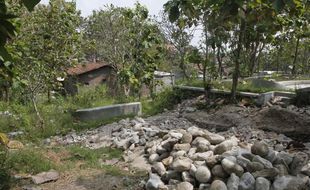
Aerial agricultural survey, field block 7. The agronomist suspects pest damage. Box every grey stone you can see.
[238,172,255,190]
[181,171,195,184]
[146,173,165,190]
[301,163,310,176]
[180,133,193,144]
[195,166,212,183]
[189,164,197,176]
[253,155,273,169]
[251,141,269,157]
[169,131,183,140]
[227,173,239,190]
[271,175,309,190]
[171,151,186,158]
[171,157,192,172]
[214,138,238,155]
[252,168,279,180]
[162,170,182,182]
[204,132,225,145]
[173,144,191,152]
[210,180,227,190]
[191,151,214,161]
[274,164,289,176]
[192,137,210,152]
[31,170,59,185]
[176,182,193,190]
[265,149,277,163]
[157,145,168,154]
[236,155,251,169]
[149,154,160,164]
[246,162,265,173]
[162,156,174,167]
[206,155,223,168]
[187,126,204,137]
[274,152,293,166]
[255,177,270,190]
[221,158,244,177]
[152,162,166,176]
[212,165,228,178]
[290,152,308,175]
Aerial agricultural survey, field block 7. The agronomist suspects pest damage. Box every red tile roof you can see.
[67,62,110,75]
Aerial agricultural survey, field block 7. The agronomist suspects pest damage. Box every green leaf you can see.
[273,0,285,12]
[21,0,41,11]
[168,4,180,22]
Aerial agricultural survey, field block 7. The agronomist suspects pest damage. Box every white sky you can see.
[40,0,201,45]
[41,0,168,17]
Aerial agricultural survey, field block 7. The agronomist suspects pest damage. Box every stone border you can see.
[73,102,142,121]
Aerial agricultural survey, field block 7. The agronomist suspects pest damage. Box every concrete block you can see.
[256,92,274,106]
[73,102,142,121]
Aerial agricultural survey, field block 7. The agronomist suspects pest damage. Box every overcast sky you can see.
[41,0,168,17]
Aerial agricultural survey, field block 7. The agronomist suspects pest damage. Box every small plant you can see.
[7,149,55,174]
[0,133,11,190]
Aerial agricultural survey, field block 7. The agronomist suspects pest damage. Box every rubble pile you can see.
[144,126,310,190]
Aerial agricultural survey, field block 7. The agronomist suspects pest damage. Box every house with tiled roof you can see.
[64,62,113,95]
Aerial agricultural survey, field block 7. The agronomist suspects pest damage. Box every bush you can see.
[295,88,310,106]
[142,87,194,116]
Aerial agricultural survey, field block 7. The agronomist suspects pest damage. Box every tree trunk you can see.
[32,96,44,129]
[217,46,223,79]
[203,15,211,101]
[292,37,300,75]
[231,19,246,102]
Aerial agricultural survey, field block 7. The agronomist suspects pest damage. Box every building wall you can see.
[77,66,113,86]
[64,66,113,95]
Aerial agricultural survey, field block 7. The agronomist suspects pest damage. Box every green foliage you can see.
[67,146,122,168]
[84,3,164,97]
[142,87,194,116]
[8,0,83,100]
[7,149,55,174]
[0,135,10,190]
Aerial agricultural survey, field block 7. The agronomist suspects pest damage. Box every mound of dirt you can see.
[255,106,310,139]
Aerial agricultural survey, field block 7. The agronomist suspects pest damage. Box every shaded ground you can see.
[13,169,145,190]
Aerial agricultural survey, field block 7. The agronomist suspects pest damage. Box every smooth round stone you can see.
[227,173,239,190]
[212,165,228,178]
[239,172,255,190]
[255,177,270,190]
[171,157,192,172]
[176,182,193,190]
[149,154,160,163]
[221,158,244,177]
[246,162,265,173]
[146,173,165,190]
[195,166,211,183]
[210,180,227,190]
[251,141,269,157]
[181,133,193,144]
[151,162,166,176]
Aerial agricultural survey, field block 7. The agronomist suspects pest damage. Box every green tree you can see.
[7,0,83,127]
[0,0,41,101]
[165,0,307,101]
[84,3,164,98]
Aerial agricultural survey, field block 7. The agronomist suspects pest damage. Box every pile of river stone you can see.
[144,126,310,190]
